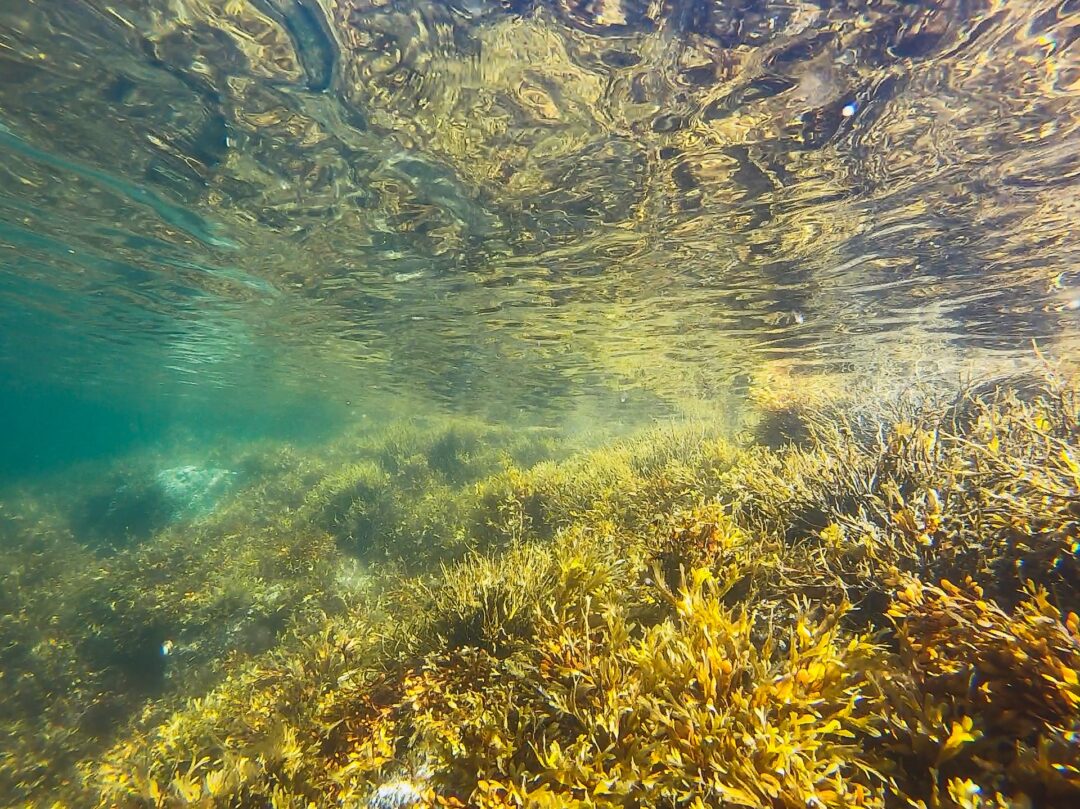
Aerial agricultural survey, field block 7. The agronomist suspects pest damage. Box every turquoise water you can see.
[1,0,1078,805]
[2,0,1076,474]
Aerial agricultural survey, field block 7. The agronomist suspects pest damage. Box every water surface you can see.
[1,0,1076,438]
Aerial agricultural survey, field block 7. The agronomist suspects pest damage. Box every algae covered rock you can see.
[76,464,235,547]
[2,373,1075,807]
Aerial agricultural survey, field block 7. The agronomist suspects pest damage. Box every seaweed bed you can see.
[1,371,1078,808]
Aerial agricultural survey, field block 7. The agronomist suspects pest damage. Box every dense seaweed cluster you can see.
[1,372,1078,807]
[0,418,568,802]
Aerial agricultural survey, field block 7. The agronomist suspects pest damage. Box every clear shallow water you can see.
[0,1,1079,805]
[1,0,1077,436]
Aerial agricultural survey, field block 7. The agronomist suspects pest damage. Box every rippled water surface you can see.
[1,0,1079,416]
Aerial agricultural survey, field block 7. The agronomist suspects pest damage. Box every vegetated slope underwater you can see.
[2,371,1079,807]
[0,0,1078,807]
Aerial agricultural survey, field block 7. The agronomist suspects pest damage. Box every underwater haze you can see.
[1,0,1079,807]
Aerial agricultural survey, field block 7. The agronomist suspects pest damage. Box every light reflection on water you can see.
[0,0,1077,408]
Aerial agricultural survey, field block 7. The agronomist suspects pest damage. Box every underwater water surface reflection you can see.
[0,0,1076,407]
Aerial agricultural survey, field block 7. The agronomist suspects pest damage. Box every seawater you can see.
[0,1,1078,806]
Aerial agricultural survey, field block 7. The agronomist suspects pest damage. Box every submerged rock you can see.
[76,464,235,547]
[367,780,425,809]
[153,465,234,520]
